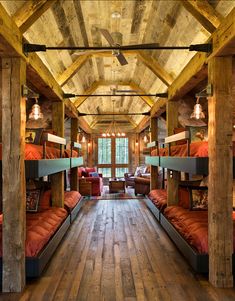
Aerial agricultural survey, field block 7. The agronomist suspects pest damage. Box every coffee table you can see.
[109,178,125,193]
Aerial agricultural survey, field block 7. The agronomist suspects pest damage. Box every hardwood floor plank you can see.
[1,199,235,301]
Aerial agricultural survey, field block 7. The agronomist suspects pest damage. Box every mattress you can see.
[164,206,235,254]
[0,143,78,160]
[64,191,82,210]
[148,189,167,210]
[0,207,68,257]
[151,141,235,157]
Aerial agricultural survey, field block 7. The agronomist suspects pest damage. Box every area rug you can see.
[85,186,145,200]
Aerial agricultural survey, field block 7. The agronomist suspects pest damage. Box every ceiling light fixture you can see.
[111,11,121,18]
[102,100,125,137]
[190,97,205,120]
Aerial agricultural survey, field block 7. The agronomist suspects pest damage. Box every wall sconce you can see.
[29,98,43,120]
[135,139,139,146]
[190,84,212,120]
[143,134,148,143]
[81,135,86,143]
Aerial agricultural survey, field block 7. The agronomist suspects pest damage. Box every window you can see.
[98,168,111,178]
[98,138,111,164]
[115,138,128,164]
[97,137,129,178]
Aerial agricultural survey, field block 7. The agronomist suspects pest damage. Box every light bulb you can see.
[107,133,110,137]
[117,133,121,136]
[190,103,205,120]
[121,133,125,136]
[112,132,115,137]
[81,135,86,143]
[143,134,148,143]
[29,103,43,120]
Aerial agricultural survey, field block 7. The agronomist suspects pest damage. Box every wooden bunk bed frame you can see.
[145,131,235,273]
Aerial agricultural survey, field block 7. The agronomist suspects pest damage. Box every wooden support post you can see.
[70,118,78,191]
[51,101,64,207]
[2,58,26,292]
[150,117,158,190]
[135,133,140,167]
[167,100,180,206]
[208,57,233,287]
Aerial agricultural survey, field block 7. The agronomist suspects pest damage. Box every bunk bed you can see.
[145,129,235,273]
[146,130,235,175]
[0,133,85,281]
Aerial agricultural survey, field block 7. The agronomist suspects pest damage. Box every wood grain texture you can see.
[13,0,57,33]
[70,118,79,191]
[166,100,179,206]
[208,56,233,288]
[180,0,222,33]
[1,58,26,292]
[150,117,158,190]
[51,101,65,208]
[3,199,235,300]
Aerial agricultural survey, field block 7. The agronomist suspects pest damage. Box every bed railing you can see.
[147,139,165,156]
[70,141,82,158]
[42,133,66,159]
[164,131,190,156]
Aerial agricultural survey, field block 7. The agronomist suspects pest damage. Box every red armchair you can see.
[78,167,103,196]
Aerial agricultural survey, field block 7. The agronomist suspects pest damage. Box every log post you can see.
[167,100,180,206]
[150,117,158,190]
[70,118,78,191]
[51,101,64,207]
[2,58,26,292]
[208,57,233,287]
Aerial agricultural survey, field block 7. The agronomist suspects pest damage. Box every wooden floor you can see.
[1,199,235,301]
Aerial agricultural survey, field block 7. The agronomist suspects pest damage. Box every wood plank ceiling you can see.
[1,0,235,133]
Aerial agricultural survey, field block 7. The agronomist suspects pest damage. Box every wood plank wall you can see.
[150,117,158,190]
[208,56,233,287]
[51,101,64,207]
[2,58,26,292]
[166,100,180,206]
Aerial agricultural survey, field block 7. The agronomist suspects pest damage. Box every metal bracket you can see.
[155,92,168,98]
[22,85,39,98]
[195,84,213,98]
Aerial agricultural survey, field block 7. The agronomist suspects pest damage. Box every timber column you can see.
[51,101,65,207]
[208,57,233,287]
[2,58,26,292]
[70,118,78,191]
[166,100,180,206]
[150,117,158,190]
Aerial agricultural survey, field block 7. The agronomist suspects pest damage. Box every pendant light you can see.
[29,98,43,120]
[190,97,205,120]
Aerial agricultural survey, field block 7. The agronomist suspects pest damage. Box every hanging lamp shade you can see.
[29,99,43,120]
[190,98,205,120]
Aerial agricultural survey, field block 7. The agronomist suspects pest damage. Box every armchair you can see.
[124,166,149,188]
[78,167,103,196]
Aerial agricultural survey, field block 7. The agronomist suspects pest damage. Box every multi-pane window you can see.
[115,167,129,178]
[98,138,111,164]
[98,168,112,178]
[115,138,128,164]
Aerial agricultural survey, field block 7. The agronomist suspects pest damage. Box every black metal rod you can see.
[64,92,168,98]
[46,46,189,50]
[78,112,150,116]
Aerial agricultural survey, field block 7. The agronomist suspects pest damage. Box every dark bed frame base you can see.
[146,198,235,274]
[69,197,85,223]
[146,156,235,177]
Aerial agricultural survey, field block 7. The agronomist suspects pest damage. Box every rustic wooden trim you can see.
[43,133,66,145]
[51,102,65,207]
[164,131,189,144]
[147,141,158,148]
[180,0,222,33]
[166,100,179,206]
[57,55,89,87]
[74,81,100,108]
[208,56,233,288]
[2,58,26,292]
[137,51,174,86]
[70,118,79,191]
[150,117,158,190]
[13,0,57,33]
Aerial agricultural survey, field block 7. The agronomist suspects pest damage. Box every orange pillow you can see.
[39,190,51,210]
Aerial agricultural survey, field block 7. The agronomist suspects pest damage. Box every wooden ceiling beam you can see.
[12,0,57,33]
[74,81,100,108]
[135,116,150,133]
[168,7,235,103]
[150,98,167,117]
[57,55,89,87]
[180,0,223,33]
[129,81,154,107]
[137,51,174,86]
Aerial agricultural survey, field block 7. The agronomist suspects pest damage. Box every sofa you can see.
[134,177,150,195]
[78,167,103,196]
[124,165,150,188]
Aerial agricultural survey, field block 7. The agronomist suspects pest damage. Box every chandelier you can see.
[29,98,43,120]
[102,100,125,137]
